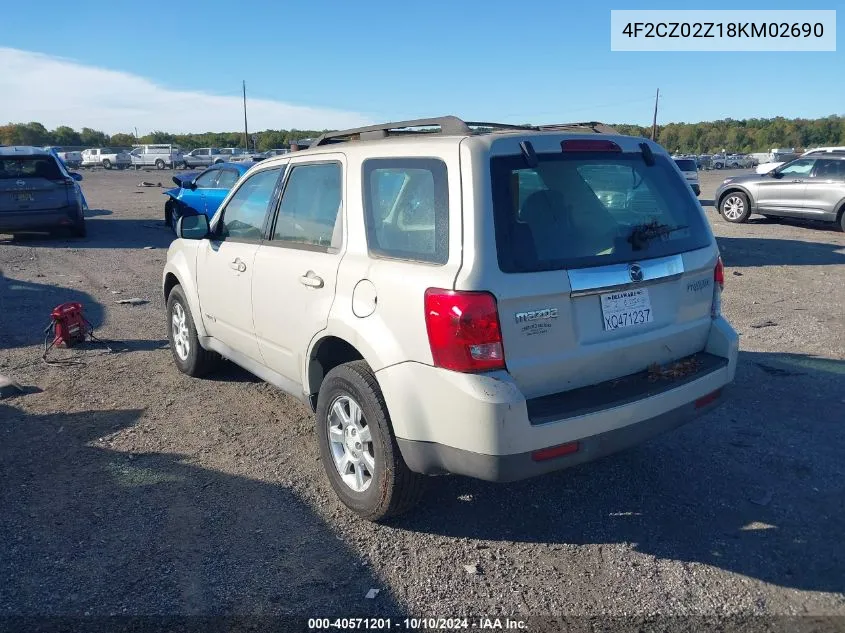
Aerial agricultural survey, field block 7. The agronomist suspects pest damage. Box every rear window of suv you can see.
[490,151,710,273]
[0,156,63,180]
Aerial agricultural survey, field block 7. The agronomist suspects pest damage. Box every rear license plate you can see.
[12,192,35,202]
[600,288,653,330]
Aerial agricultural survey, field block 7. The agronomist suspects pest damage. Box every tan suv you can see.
[162,116,738,520]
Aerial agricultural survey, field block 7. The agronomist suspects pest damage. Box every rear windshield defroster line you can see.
[490,152,710,273]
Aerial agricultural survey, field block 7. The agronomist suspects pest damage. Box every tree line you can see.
[0,122,324,152]
[2,116,845,154]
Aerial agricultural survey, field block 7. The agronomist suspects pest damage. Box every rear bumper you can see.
[0,205,81,232]
[397,390,725,482]
[378,317,738,482]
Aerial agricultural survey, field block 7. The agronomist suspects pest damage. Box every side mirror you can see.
[70,172,83,182]
[177,213,210,240]
[770,171,783,179]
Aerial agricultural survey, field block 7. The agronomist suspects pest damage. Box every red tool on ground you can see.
[42,302,94,361]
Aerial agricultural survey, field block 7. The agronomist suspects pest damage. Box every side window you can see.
[215,169,239,189]
[273,163,342,249]
[194,169,220,189]
[812,159,845,180]
[362,158,448,264]
[779,159,815,176]
[218,167,281,240]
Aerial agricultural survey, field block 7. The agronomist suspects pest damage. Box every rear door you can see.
[252,157,344,382]
[803,159,845,219]
[480,137,717,399]
[0,156,70,215]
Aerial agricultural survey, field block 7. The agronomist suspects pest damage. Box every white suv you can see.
[162,116,738,520]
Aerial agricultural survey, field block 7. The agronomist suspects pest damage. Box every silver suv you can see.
[162,116,737,520]
[715,154,845,231]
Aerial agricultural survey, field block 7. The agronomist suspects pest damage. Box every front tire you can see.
[155,159,165,170]
[102,159,112,170]
[166,285,219,377]
[720,192,751,223]
[316,361,425,521]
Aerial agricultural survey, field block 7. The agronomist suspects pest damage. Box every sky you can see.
[0,0,841,135]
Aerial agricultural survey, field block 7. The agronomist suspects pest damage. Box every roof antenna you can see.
[520,141,539,168]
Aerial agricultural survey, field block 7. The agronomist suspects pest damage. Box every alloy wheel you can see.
[723,196,745,220]
[171,302,190,361]
[327,395,375,492]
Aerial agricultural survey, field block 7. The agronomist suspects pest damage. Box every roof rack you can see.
[538,121,619,134]
[309,116,615,147]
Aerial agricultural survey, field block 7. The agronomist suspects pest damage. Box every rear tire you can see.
[70,215,86,238]
[719,192,751,223]
[315,360,425,521]
[166,285,219,377]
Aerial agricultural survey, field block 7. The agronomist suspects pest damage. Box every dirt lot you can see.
[1,167,844,620]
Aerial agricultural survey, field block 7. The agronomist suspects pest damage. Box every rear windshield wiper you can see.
[627,222,689,250]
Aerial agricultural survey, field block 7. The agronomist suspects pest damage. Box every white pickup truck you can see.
[44,147,83,169]
[81,147,131,169]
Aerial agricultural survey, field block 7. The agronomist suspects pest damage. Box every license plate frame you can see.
[600,288,653,331]
[12,192,35,202]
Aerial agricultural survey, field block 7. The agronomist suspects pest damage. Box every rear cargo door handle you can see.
[229,258,246,272]
[299,272,324,288]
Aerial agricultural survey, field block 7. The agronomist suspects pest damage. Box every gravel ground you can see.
[1,167,844,620]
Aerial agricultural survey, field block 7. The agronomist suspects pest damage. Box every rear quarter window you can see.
[362,158,449,264]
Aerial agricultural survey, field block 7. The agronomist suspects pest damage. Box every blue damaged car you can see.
[163,162,250,232]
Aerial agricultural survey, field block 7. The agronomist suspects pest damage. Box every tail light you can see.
[424,288,505,372]
[711,256,724,318]
[714,256,725,290]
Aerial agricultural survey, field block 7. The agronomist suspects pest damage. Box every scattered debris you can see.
[751,320,778,329]
[754,362,804,377]
[749,490,773,507]
[143,246,155,250]
[647,357,702,382]
[463,563,481,575]
[365,589,380,599]
[111,290,122,294]
[732,271,743,276]
[138,181,163,187]
[115,298,149,306]
[0,375,24,399]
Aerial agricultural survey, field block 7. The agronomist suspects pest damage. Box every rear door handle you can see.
[299,273,324,288]
[229,258,246,272]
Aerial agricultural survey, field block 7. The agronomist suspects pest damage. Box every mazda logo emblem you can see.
[628,263,644,282]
